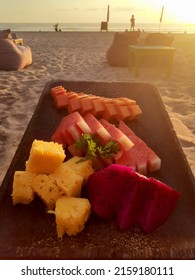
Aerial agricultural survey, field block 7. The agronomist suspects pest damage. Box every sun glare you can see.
[162,1,195,23]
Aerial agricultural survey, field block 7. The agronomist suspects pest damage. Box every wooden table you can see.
[128,45,176,77]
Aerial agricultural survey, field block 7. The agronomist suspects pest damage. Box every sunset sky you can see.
[0,0,194,24]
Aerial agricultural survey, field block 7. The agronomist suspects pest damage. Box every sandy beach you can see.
[0,31,195,185]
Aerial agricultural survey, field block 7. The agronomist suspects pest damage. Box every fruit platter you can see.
[0,80,195,260]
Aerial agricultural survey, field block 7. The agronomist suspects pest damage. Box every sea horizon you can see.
[1,22,195,33]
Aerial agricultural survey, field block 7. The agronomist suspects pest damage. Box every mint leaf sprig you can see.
[74,133,121,163]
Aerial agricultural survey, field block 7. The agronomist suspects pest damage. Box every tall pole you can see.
[107,5,110,22]
[159,5,164,32]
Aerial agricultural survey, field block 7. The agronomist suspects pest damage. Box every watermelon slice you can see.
[51,117,69,146]
[67,124,82,141]
[86,164,180,233]
[83,113,111,142]
[100,119,134,152]
[51,112,91,146]
[116,121,161,174]
[116,143,148,174]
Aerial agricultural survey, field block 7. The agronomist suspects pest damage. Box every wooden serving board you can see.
[0,80,195,260]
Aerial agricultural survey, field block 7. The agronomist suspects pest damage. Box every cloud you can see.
[57,6,146,14]
[84,6,146,13]
[86,8,103,11]
[57,8,79,12]
[112,6,146,12]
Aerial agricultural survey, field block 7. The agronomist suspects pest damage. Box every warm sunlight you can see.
[161,1,195,23]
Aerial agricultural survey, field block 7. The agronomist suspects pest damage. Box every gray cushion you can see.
[0,29,12,39]
[0,38,32,71]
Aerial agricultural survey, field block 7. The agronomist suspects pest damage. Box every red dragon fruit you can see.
[86,164,180,233]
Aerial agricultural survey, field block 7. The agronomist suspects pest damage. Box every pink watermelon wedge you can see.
[51,112,91,146]
[51,116,70,146]
[100,119,134,152]
[116,121,161,174]
[83,113,112,142]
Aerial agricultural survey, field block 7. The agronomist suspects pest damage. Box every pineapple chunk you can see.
[33,174,63,210]
[26,140,66,173]
[12,171,36,205]
[54,196,91,237]
[63,156,94,181]
[51,165,83,197]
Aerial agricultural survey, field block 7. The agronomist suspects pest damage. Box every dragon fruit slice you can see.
[115,172,149,230]
[86,164,132,219]
[138,177,180,233]
[86,164,180,233]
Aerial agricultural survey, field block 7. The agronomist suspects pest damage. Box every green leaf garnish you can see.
[97,140,121,158]
[74,133,121,162]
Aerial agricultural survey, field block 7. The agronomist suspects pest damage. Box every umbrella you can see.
[107,5,110,22]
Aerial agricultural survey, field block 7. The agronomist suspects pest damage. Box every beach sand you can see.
[0,31,195,185]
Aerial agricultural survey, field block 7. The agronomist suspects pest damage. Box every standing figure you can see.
[54,23,59,32]
[130,15,135,31]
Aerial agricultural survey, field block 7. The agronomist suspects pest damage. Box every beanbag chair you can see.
[106,31,141,67]
[144,33,174,46]
[0,29,12,39]
[0,30,32,71]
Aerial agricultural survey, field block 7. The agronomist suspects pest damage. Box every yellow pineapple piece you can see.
[54,196,91,238]
[51,165,83,197]
[12,171,36,205]
[63,156,94,181]
[33,174,63,210]
[26,139,66,173]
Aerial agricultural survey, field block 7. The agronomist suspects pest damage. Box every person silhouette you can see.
[54,23,59,32]
[130,15,135,31]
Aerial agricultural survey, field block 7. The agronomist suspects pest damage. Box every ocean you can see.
[1,22,195,33]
